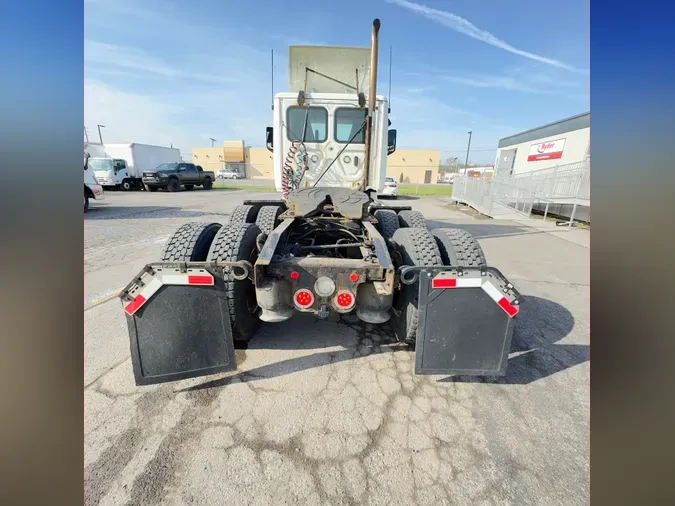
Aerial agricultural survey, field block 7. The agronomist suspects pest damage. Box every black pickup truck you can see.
[142,163,215,192]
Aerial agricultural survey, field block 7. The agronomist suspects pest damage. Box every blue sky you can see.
[84,0,589,163]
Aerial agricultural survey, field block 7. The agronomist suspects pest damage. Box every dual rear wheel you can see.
[159,206,485,345]
[377,209,486,344]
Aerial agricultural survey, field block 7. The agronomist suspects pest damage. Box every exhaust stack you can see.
[362,18,380,191]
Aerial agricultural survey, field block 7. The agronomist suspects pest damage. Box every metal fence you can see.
[502,161,590,201]
[452,160,590,225]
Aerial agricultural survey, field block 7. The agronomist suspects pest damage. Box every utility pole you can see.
[464,130,472,169]
[97,124,105,144]
[210,137,216,147]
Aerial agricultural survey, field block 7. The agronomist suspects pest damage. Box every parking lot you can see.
[85,189,589,506]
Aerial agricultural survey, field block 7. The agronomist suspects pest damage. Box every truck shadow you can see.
[85,206,223,220]
[440,295,589,385]
[379,195,419,201]
[182,295,587,392]
[426,219,548,240]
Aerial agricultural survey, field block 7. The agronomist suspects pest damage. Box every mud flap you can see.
[406,266,522,376]
[120,264,238,386]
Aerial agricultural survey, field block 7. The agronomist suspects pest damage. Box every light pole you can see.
[464,130,472,170]
[210,137,216,147]
[97,124,105,144]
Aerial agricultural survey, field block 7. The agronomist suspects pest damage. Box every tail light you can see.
[294,289,314,309]
[334,290,355,310]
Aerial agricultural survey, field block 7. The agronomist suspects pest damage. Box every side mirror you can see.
[266,127,273,152]
[387,129,397,155]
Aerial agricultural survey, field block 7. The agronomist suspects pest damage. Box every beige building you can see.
[192,141,247,175]
[245,147,275,179]
[192,141,440,183]
[387,149,440,184]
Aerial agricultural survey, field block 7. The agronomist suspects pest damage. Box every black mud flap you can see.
[119,264,238,386]
[406,266,522,376]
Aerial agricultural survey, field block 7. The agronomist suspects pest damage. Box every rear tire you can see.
[203,177,213,190]
[229,204,259,226]
[373,209,399,241]
[184,184,194,191]
[431,228,486,267]
[84,194,89,213]
[161,222,223,262]
[167,178,180,192]
[390,228,443,344]
[255,205,283,235]
[207,224,262,342]
[397,210,427,229]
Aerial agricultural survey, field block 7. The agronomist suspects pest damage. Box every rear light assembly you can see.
[294,289,315,309]
[334,290,355,310]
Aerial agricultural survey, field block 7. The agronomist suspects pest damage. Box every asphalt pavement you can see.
[85,188,589,506]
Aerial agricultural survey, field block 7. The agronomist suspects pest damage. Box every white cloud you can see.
[443,75,543,93]
[387,0,588,74]
[85,40,239,84]
[85,80,190,148]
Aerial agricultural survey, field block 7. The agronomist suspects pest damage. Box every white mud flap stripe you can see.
[123,271,214,315]
[480,279,519,317]
[431,272,519,318]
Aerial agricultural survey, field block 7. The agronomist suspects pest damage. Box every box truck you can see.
[88,143,181,191]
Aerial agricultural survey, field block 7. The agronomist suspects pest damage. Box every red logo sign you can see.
[537,142,555,153]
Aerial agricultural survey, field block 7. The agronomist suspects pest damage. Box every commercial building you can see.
[386,149,441,185]
[494,112,590,178]
[192,141,440,183]
[192,141,246,175]
[493,112,590,222]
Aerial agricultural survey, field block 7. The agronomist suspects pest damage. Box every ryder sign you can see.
[527,138,566,162]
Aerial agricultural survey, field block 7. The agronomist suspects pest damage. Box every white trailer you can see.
[89,143,181,191]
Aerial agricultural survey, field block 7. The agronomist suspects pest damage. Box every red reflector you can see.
[335,291,354,308]
[497,297,519,317]
[431,278,457,289]
[294,289,314,308]
[124,294,146,315]
[188,275,213,285]
[290,271,300,280]
[349,272,359,283]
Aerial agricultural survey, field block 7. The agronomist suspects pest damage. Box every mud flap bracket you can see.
[401,266,522,376]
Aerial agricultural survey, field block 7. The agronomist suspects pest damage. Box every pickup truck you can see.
[142,163,215,192]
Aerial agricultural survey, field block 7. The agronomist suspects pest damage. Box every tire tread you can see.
[161,222,222,262]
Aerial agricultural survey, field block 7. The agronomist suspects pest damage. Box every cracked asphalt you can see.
[85,189,589,506]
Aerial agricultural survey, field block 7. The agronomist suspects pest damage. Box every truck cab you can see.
[89,157,130,189]
[267,92,396,193]
[264,45,397,195]
[84,155,105,212]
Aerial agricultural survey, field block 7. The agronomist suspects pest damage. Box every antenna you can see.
[209,137,216,147]
[388,45,392,111]
[271,49,274,110]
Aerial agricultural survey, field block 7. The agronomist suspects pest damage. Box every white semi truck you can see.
[118,19,522,387]
[88,143,181,191]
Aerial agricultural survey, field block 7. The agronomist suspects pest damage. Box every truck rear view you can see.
[117,19,522,387]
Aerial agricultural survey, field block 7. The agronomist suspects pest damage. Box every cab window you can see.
[286,106,328,143]
[335,108,367,144]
